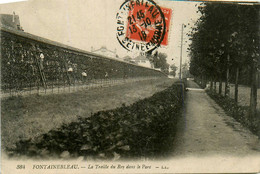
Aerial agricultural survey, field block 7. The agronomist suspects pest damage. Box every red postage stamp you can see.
[116,0,172,53]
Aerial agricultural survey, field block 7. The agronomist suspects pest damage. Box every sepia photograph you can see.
[0,0,260,173]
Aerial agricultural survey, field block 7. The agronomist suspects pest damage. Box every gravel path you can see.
[172,80,260,157]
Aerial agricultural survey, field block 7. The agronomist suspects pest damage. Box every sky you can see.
[0,0,201,70]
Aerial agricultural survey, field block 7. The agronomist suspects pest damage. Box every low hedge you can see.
[8,83,185,160]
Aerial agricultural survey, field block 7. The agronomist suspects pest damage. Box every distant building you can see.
[123,56,136,64]
[91,46,119,59]
[0,12,24,31]
[132,55,153,68]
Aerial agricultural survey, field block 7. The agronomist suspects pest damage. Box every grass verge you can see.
[1,78,174,150]
[206,90,260,138]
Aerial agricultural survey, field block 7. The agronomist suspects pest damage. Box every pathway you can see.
[172,80,260,157]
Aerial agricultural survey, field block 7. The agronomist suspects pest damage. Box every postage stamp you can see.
[116,0,172,53]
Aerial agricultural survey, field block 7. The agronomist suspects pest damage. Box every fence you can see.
[1,77,161,98]
[1,27,166,97]
[213,82,260,111]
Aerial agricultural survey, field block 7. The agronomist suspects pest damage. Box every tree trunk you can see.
[201,75,206,88]
[235,67,239,103]
[219,79,222,95]
[200,75,203,86]
[225,55,230,97]
[258,72,260,88]
[213,80,217,93]
[210,79,213,91]
[249,61,257,121]
[204,76,208,88]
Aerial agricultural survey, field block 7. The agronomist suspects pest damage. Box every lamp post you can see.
[179,24,185,80]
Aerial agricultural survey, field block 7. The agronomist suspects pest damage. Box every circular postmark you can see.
[116,0,166,53]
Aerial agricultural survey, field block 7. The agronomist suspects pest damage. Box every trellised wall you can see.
[1,27,166,92]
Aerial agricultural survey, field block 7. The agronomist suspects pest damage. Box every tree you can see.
[152,52,169,74]
[169,64,177,77]
[189,3,259,123]
[181,63,190,79]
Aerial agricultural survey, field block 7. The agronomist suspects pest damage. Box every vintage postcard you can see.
[0,0,260,173]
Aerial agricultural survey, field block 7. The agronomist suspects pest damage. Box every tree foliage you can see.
[181,63,190,78]
[155,52,169,74]
[169,64,178,77]
[189,3,259,84]
[147,51,169,74]
[189,2,260,121]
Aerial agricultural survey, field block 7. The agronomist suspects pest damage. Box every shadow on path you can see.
[171,80,260,158]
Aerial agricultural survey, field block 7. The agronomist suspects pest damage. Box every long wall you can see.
[1,27,166,91]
